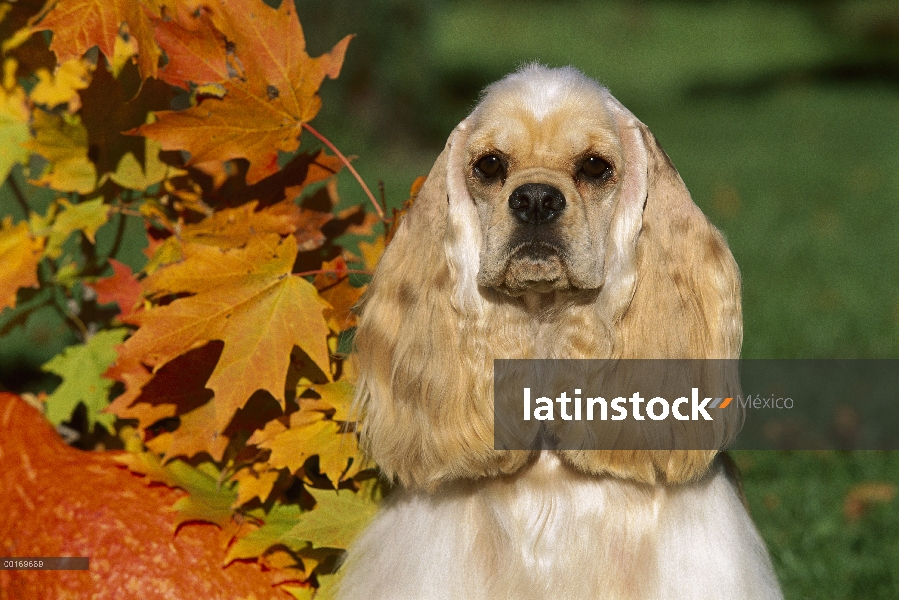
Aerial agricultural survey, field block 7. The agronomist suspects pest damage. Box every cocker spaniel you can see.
[338,65,782,599]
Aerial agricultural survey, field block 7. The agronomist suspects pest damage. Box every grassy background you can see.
[1,0,897,597]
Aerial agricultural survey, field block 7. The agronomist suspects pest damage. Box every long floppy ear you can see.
[560,101,743,484]
[353,126,531,491]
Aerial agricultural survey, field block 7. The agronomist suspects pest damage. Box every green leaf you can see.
[224,502,306,563]
[0,59,31,182]
[288,488,378,550]
[169,460,239,528]
[42,328,128,432]
[115,452,238,527]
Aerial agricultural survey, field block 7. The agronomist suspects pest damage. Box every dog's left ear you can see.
[560,100,743,484]
[614,112,743,361]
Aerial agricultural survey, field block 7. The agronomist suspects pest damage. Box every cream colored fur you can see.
[340,65,782,599]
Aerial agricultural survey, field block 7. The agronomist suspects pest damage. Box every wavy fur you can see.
[342,65,780,599]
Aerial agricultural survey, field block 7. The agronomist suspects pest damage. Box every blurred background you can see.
[306,1,899,596]
[1,0,898,596]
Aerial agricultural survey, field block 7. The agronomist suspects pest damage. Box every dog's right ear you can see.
[353,127,531,491]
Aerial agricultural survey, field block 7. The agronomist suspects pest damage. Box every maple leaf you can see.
[224,502,305,564]
[288,487,378,550]
[115,234,331,431]
[151,4,227,90]
[178,200,330,251]
[0,58,31,181]
[89,258,142,318]
[78,63,175,179]
[105,341,219,437]
[29,56,93,110]
[136,0,352,184]
[0,217,44,310]
[29,197,109,258]
[32,0,160,79]
[116,452,238,527]
[108,136,188,190]
[253,406,359,482]
[26,109,96,193]
[42,328,129,432]
[232,464,285,508]
[314,258,365,333]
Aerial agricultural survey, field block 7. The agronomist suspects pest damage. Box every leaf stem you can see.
[301,123,385,221]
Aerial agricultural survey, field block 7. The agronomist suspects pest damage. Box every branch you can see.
[302,122,385,221]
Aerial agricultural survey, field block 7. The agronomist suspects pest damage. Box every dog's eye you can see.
[475,155,503,179]
[581,156,611,180]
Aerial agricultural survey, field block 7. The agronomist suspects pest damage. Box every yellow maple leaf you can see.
[29,57,93,111]
[27,109,97,193]
[118,234,332,431]
[30,197,109,259]
[0,218,44,310]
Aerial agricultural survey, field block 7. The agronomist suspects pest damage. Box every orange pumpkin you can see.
[0,393,294,600]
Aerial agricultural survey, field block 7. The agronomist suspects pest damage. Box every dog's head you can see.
[462,68,629,296]
[354,65,742,490]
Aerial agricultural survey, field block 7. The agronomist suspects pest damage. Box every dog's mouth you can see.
[498,242,571,295]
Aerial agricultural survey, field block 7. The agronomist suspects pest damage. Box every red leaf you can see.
[89,258,142,318]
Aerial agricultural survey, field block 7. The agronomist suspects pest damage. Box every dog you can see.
[337,65,782,599]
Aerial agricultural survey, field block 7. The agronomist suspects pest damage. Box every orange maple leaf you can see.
[32,0,160,79]
[114,234,331,432]
[89,258,142,318]
[136,0,352,184]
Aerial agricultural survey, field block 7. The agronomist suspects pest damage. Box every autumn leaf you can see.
[0,217,44,310]
[26,109,96,193]
[105,341,219,436]
[254,405,359,482]
[89,257,142,318]
[32,0,160,79]
[232,464,285,508]
[136,0,352,183]
[30,197,109,258]
[151,3,228,90]
[42,328,129,432]
[115,234,331,431]
[108,136,188,190]
[844,482,896,522]
[314,258,365,333]
[29,56,93,110]
[288,487,378,550]
[224,502,305,563]
[174,200,331,252]
[310,380,355,422]
[0,58,31,181]
[116,451,238,528]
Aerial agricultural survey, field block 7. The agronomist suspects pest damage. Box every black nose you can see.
[508,183,566,224]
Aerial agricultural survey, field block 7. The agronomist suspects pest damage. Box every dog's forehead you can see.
[465,68,621,162]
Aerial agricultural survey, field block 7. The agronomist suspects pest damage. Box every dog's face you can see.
[354,65,744,490]
[463,78,625,296]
